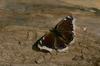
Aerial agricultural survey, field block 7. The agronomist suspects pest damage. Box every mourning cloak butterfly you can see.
[32,15,76,52]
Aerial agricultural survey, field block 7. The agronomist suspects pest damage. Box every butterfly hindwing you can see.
[54,37,69,52]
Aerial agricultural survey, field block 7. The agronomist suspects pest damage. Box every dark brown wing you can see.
[32,32,55,52]
[32,15,75,52]
[54,37,69,52]
[39,32,55,48]
[55,16,75,45]
[54,37,66,49]
[55,15,74,32]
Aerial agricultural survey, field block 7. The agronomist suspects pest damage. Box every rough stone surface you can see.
[0,0,100,66]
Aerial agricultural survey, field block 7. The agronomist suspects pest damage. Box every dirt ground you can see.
[0,0,100,66]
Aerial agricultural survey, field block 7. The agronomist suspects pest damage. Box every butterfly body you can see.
[32,15,76,52]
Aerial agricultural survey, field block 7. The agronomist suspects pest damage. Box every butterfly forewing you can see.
[55,16,74,32]
[55,16,75,44]
[41,32,55,48]
[35,32,56,52]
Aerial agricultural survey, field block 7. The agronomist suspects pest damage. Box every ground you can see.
[0,0,100,66]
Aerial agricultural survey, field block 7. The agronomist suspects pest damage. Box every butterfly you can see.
[32,15,76,52]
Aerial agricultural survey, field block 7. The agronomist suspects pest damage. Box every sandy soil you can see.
[0,0,100,66]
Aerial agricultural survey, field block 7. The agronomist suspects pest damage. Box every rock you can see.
[35,56,44,64]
